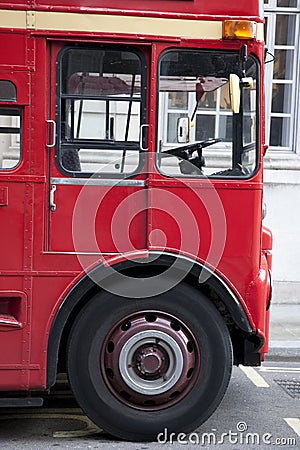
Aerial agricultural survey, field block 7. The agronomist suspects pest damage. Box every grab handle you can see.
[46,120,56,148]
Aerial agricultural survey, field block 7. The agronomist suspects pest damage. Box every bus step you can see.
[0,397,43,407]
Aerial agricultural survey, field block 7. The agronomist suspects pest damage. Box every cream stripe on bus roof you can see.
[0,10,222,39]
[0,10,263,41]
[34,11,223,39]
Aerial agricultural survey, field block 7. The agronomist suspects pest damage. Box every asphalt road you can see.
[0,360,299,450]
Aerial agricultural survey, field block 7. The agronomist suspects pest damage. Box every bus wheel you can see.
[67,283,233,441]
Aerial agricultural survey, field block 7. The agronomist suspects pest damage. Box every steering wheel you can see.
[162,138,222,175]
[165,138,222,159]
[164,137,222,167]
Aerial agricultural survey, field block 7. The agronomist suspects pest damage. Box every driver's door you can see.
[149,48,259,276]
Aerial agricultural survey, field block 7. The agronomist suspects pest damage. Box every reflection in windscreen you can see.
[157,50,258,178]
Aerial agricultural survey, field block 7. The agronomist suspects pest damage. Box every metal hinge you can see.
[26,11,36,29]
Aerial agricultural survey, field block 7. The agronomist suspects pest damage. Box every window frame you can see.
[156,48,260,180]
[0,80,17,102]
[0,105,22,171]
[56,44,147,178]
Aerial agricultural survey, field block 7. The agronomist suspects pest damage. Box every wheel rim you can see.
[100,311,200,410]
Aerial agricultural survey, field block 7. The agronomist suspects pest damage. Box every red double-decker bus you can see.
[0,0,272,441]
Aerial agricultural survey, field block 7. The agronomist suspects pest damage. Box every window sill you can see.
[263,152,300,171]
[264,153,300,185]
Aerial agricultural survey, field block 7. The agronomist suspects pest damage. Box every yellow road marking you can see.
[284,418,300,437]
[240,365,270,388]
[259,366,300,373]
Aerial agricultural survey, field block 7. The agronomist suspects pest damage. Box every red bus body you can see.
[0,0,272,440]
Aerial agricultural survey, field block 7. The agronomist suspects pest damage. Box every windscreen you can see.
[157,50,258,178]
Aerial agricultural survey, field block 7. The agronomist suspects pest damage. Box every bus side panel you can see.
[0,278,28,389]
[149,184,263,301]
[0,32,27,67]
[0,1,29,7]
[29,276,83,389]
[31,0,262,18]
[0,184,26,270]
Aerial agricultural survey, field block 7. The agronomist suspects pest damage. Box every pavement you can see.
[267,303,300,361]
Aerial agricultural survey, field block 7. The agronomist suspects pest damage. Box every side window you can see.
[57,47,146,176]
[0,81,17,102]
[0,106,21,170]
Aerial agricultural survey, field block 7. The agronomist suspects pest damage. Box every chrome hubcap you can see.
[119,330,184,395]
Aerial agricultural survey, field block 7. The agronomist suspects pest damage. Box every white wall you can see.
[263,167,300,303]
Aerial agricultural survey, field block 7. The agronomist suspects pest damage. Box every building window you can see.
[264,1,300,151]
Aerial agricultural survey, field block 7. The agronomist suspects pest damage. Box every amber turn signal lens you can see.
[223,20,257,39]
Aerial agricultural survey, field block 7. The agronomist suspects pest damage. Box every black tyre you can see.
[67,283,232,441]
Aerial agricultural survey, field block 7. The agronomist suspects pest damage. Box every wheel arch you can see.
[46,252,254,388]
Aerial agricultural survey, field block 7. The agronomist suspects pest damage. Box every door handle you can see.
[50,185,56,211]
[139,124,149,151]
